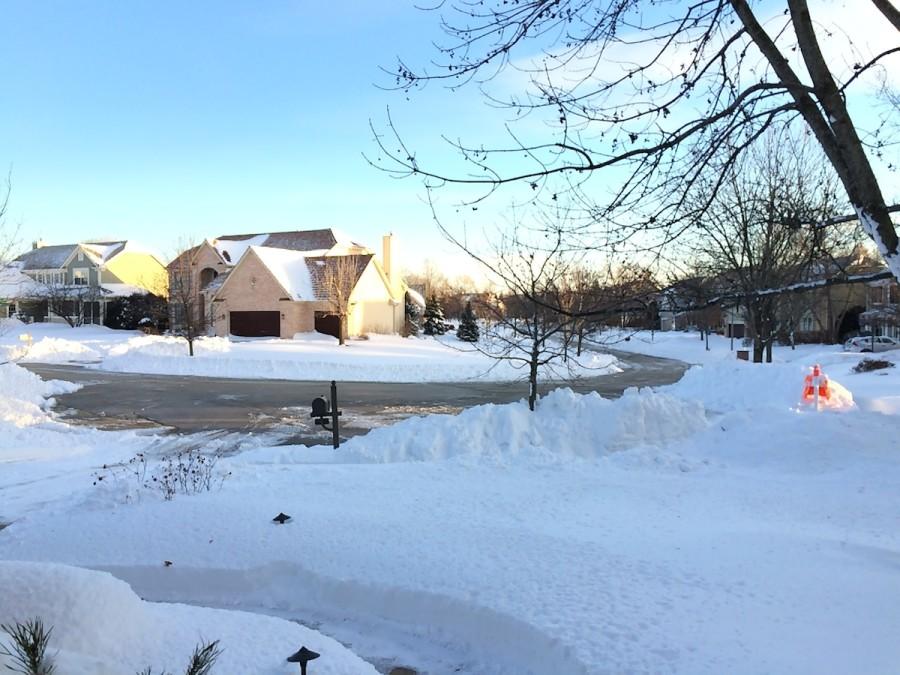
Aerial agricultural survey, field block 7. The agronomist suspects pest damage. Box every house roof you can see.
[15,245,78,270]
[213,229,365,260]
[305,254,373,300]
[0,262,42,299]
[15,240,141,270]
[249,246,316,301]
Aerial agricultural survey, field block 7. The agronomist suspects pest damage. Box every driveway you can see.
[24,350,688,442]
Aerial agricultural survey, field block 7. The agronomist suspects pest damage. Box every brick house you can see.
[168,229,409,339]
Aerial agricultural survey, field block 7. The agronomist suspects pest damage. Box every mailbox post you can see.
[310,380,342,449]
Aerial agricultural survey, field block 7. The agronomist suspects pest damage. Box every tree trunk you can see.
[188,336,194,357]
[339,316,347,346]
[528,342,539,411]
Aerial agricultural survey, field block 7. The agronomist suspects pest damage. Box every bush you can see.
[853,358,895,373]
[105,293,168,331]
[138,639,222,675]
[0,618,55,675]
[93,449,230,502]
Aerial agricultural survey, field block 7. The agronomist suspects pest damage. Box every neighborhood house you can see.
[168,229,410,339]
[0,240,167,324]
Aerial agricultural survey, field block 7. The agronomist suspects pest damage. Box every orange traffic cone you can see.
[802,364,831,406]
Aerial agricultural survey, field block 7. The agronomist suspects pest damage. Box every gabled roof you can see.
[15,245,78,270]
[0,262,42,299]
[15,240,141,270]
[250,246,315,300]
[212,229,367,262]
[305,254,373,300]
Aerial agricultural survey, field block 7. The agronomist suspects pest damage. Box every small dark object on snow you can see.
[286,646,320,674]
[163,560,173,567]
[272,512,292,524]
[853,358,894,373]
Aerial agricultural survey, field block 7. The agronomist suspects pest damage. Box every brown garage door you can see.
[230,311,280,337]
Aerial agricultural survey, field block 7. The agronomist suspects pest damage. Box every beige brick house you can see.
[168,229,408,339]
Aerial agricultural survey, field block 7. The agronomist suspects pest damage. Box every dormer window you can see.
[73,269,88,285]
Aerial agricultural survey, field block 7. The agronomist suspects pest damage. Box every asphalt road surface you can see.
[24,350,687,443]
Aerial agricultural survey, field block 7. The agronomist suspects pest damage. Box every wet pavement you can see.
[24,350,688,441]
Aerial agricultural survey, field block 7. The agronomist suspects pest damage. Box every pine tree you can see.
[456,300,480,342]
[404,294,422,336]
[423,294,447,336]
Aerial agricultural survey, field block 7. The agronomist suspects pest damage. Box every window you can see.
[73,269,88,285]
[77,251,84,262]
[800,314,814,332]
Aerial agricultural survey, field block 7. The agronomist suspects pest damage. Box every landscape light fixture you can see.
[286,646,320,674]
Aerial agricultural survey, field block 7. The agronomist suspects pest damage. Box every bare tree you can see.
[40,279,104,327]
[477,229,584,410]
[319,255,366,346]
[689,132,842,361]
[0,172,15,269]
[167,242,204,356]
[378,1,900,281]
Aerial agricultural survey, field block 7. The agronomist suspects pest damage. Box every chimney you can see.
[32,239,45,250]
[382,233,393,285]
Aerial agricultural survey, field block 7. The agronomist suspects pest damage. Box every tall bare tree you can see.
[167,242,204,356]
[689,132,842,361]
[378,1,900,280]
[319,255,366,346]
[0,173,14,269]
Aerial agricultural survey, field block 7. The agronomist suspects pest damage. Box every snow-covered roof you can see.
[0,262,42,299]
[250,246,315,301]
[211,229,370,264]
[100,283,150,298]
[80,241,127,264]
[406,287,426,307]
[14,240,155,270]
[15,245,77,270]
[210,235,268,264]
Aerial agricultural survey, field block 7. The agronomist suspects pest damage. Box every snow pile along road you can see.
[0,362,80,428]
[246,387,709,464]
[21,336,102,363]
[0,561,378,675]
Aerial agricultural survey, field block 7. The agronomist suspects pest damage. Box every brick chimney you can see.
[382,233,393,285]
[32,239,45,250]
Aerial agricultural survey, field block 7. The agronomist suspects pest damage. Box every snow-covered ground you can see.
[0,321,620,383]
[1,328,899,673]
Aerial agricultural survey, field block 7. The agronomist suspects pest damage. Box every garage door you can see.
[230,311,280,337]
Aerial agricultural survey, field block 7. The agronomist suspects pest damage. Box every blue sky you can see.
[0,1,499,269]
[2,1,896,274]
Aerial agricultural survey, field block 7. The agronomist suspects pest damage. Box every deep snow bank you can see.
[21,336,103,363]
[0,362,79,427]
[244,387,709,464]
[0,561,377,675]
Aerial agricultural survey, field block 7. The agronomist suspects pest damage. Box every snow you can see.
[406,287,425,307]
[1,328,898,673]
[210,234,268,264]
[250,245,315,300]
[306,387,708,464]
[0,562,377,675]
[0,261,41,300]
[0,323,621,383]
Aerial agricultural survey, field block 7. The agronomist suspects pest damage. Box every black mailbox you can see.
[311,396,329,419]
[309,381,342,448]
